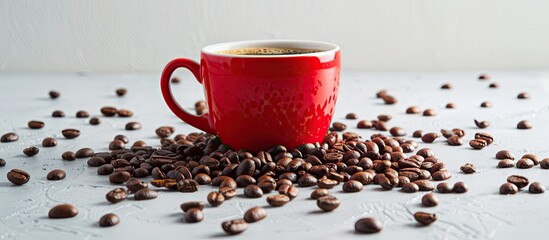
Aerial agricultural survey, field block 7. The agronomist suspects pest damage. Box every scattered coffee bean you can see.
[181,202,206,212]
[76,110,89,118]
[87,157,105,167]
[244,184,263,198]
[134,189,158,200]
[49,90,60,99]
[7,169,30,185]
[376,89,388,98]
[469,139,487,150]
[517,92,530,99]
[317,178,338,189]
[116,88,127,97]
[47,169,66,180]
[156,126,175,138]
[311,188,331,199]
[378,114,392,122]
[496,150,514,160]
[517,120,532,129]
[125,178,148,192]
[460,163,476,174]
[267,194,290,207]
[529,182,545,194]
[488,82,499,88]
[177,179,200,192]
[109,140,125,150]
[106,188,128,203]
[474,119,490,129]
[453,182,468,193]
[331,122,347,131]
[480,101,492,108]
[521,154,539,165]
[109,171,131,184]
[171,77,180,83]
[447,136,463,146]
[474,132,493,145]
[412,130,423,138]
[42,137,57,147]
[516,158,534,169]
[89,117,101,125]
[28,120,44,129]
[540,158,549,169]
[48,204,78,218]
[497,159,515,168]
[414,212,437,225]
[1,132,19,142]
[445,103,456,109]
[436,182,453,193]
[421,193,439,207]
[478,73,490,80]
[219,187,237,199]
[62,129,80,139]
[342,180,363,192]
[125,122,141,130]
[97,164,114,175]
[222,219,248,235]
[62,151,76,161]
[374,121,388,131]
[389,127,406,137]
[244,207,267,223]
[52,110,65,117]
[507,175,529,189]
[414,180,435,191]
[117,109,133,117]
[357,120,373,129]
[23,146,39,156]
[99,213,120,227]
[499,182,518,195]
[184,208,204,223]
[423,109,437,117]
[401,182,419,193]
[317,195,340,211]
[207,191,225,207]
[101,107,117,117]
[355,217,383,234]
[278,184,299,199]
[421,133,438,143]
[75,148,94,158]
[382,95,397,104]
[0,158,5,167]
[298,174,317,187]
[440,83,452,89]
[406,106,421,114]
[345,113,357,119]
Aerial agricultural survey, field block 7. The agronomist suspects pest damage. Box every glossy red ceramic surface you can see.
[161,43,340,152]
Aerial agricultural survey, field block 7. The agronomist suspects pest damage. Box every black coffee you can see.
[217,47,320,55]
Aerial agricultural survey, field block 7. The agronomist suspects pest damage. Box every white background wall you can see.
[1,0,549,72]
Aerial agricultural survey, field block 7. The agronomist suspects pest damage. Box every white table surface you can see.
[1,70,549,240]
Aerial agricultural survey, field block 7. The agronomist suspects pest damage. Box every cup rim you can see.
[201,40,340,58]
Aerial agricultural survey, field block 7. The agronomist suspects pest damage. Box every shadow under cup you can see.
[161,40,341,152]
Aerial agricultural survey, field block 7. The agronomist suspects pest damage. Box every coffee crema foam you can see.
[217,47,321,55]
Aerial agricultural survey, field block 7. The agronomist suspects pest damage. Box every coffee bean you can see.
[207,191,225,207]
[113,134,129,144]
[480,101,492,108]
[529,182,545,194]
[222,219,248,235]
[311,188,331,199]
[474,119,490,129]
[378,114,392,122]
[414,180,435,191]
[423,109,437,117]
[342,180,363,192]
[389,127,406,137]
[215,187,234,200]
[440,83,452,89]
[436,182,453,193]
[421,193,439,207]
[0,158,5,167]
[116,88,127,97]
[134,189,158,200]
[460,163,476,174]
[432,170,452,181]
[489,82,499,88]
[278,184,299,199]
[125,178,148,192]
[89,117,101,125]
[374,121,388,131]
[62,129,80,139]
[99,213,120,227]
[317,195,340,211]
[298,174,317,187]
[414,212,437,226]
[257,180,276,193]
[267,194,290,207]
[42,137,57,147]
[517,92,530,99]
[180,201,206,212]
[46,169,66,180]
[447,136,463,146]
[517,120,532,129]
[117,109,133,117]
[244,184,263,198]
[1,132,19,142]
[62,151,76,161]
[101,107,117,117]
[453,182,468,193]
[23,146,39,156]
[87,157,106,167]
[97,164,114,175]
[109,140,125,150]
[76,110,89,118]
[357,120,373,129]
[194,173,212,185]
[355,217,383,234]
[521,154,540,165]
[75,148,94,158]
[406,106,421,114]
[497,159,515,168]
[500,183,518,195]
[109,171,131,184]
[331,122,347,131]
[244,207,267,223]
[49,90,61,99]
[28,120,44,129]
[52,110,65,117]
[106,188,128,203]
[382,95,397,104]
[507,175,529,189]
[7,169,30,185]
[540,158,549,169]
[445,103,456,109]
[496,150,514,160]
[48,204,78,218]
[516,158,534,169]
[125,122,141,130]
[184,208,204,223]
[345,113,358,119]
[469,139,487,150]
[478,73,490,80]
[474,132,493,145]
[401,182,419,193]
[412,130,423,138]
[421,133,438,143]
[376,89,388,98]
[155,126,175,138]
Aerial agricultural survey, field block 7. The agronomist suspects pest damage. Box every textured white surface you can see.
[0,71,549,240]
[2,0,549,72]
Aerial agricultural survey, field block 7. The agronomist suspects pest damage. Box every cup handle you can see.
[160,58,217,134]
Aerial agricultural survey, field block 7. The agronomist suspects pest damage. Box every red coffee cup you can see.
[160,40,340,152]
